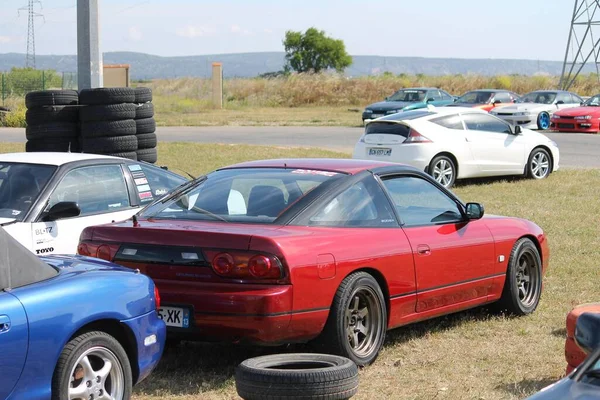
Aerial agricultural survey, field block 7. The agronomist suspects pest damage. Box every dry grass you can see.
[0,142,597,399]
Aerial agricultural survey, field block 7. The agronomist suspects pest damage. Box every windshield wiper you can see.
[158,175,207,205]
[0,219,16,227]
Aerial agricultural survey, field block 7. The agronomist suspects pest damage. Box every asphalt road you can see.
[1,126,599,168]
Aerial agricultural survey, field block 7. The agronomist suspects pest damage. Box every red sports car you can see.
[78,159,549,366]
[551,94,599,133]
[447,89,520,112]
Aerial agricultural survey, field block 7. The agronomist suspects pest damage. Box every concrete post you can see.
[212,62,223,109]
[77,0,103,89]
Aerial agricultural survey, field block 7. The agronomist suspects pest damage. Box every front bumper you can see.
[551,118,599,133]
[121,310,166,384]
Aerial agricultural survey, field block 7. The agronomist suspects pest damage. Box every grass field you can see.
[1,142,598,399]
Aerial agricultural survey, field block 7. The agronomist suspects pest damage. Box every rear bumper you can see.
[551,119,599,133]
[352,142,431,172]
[156,281,306,344]
[121,310,166,385]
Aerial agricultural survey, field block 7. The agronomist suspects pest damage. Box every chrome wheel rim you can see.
[531,151,550,179]
[345,287,384,359]
[433,159,454,187]
[539,113,550,130]
[516,250,541,308]
[68,346,124,400]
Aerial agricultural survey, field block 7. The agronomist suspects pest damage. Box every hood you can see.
[0,217,16,226]
[366,101,415,111]
[493,103,554,113]
[554,106,600,117]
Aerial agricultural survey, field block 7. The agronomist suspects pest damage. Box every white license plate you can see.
[158,306,190,328]
[371,114,384,118]
[369,148,392,156]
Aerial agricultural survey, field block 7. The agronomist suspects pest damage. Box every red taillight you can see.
[77,243,91,256]
[77,241,119,261]
[154,285,161,311]
[404,128,432,143]
[212,252,235,275]
[96,245,113,261]
[206,250,283,280]
[248,255,272,278]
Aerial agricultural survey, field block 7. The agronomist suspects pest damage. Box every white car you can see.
[0,152,186,254]
[491,90,583,130]
[352,107,560,188]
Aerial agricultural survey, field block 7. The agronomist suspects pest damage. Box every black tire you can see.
[136,148,157,163]
[428,155,456,188]
[496,238,543,316]
[235,353,359,400]
[25,90,78,109]
[26,138,74,152]
[25,122,78,140]
[135,117,156,134]
[79,87,135,105]
[316,272,386,367]
[537,112,551,130]
[106,151,138,160]
[79,103,137,122]
[80,119,136,138]
[136,133,157,149]
[51,330,133,400]
[82,135,138,153]
[25,105,79,125]
[134,87,153,103]
[526,147,552,180]
[135,102,154,119]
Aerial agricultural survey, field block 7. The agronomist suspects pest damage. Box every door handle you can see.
[417,245,431,256]
[0,315,11,333]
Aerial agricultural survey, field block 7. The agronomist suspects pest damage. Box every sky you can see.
[0,0,575,60]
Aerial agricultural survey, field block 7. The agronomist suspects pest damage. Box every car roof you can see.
[464,89,509,92]
[371,106,487,123]
[220,158,406,175]
[0,152,126,166]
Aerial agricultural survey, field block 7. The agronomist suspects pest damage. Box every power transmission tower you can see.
[18,0,44,69]
[560,0,600,90]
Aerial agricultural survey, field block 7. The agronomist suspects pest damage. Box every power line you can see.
[18,0,44,69]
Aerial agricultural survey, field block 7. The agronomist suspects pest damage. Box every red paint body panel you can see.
[551,107,600,133]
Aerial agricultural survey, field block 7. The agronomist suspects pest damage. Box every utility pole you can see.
[77,0,103,89]
[560,0,600,90]
[18,0,44,68]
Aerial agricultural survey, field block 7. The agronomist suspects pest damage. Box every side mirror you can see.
[42,201,81,222]
[465,202,484,220]
[513,125,522,135]
[385,96,389,101]
[426,98,434,103]
[575,312,600,354]
[493,100,502,105]
[581,102,585,106]
[556,100,565,105]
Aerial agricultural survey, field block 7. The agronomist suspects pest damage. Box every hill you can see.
[0,51,591,79]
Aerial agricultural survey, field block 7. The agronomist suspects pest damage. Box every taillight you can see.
[205,250,284,280]
[154,285,161,311]
[404,128,432,143]
[96,245,114,261]
[77,241,119,262]
[77,243,91,256]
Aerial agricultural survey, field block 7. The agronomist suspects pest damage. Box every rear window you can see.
[365,122,410,137]
[140,168,345,224]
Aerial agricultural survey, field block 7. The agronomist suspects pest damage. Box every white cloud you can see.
[230,25,252,36]
[230,24,242,33]
[263,28,273,35]
[128,26,143,41]
[176,25,215,38]
[0,36,12,44]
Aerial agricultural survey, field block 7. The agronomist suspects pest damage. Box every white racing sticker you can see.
[128,164,142,172]
[291,169,338,177]
[135,177,148,185]
[136,184,151,193]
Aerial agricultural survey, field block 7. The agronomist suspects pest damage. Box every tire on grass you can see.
[136,148,157,163]
[79,103,136,122]
[25,90,78,109]
[26,122,78,140]
[82,135,138,153]
[80,119,136,138]
[428,154,456,188]
[526,147,552,180]
[235,353,359,400]
[79,87,135,105]
[25,105,79,125]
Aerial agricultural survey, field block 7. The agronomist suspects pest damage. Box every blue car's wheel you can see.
[52,331,133,400]
[537,112,550,130]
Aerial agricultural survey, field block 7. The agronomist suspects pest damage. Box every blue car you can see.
[527,312,600,399]
[362,87,456,121]
[0,227,165,400]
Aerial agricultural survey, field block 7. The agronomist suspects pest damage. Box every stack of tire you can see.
[133,87,157,164]
[25,90,80,153]
[79,88,138,160]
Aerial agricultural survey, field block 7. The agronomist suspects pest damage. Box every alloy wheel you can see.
[68,346,124,400]
[345,286,384,359]
[515,250,541,308]
[433,159,454,187]
[531,151,550,179]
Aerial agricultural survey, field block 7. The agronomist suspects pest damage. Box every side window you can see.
[440,90,453,100]
[571,93,583,104]
[463,113,512,134]
[382,176,463,226]
[309,178,396,227]
[427,90,442,101]
[556,93,571,104]
[137,164,186,198]
[430,115,464,130]
[47,165,130,217]
[493,92,511,103]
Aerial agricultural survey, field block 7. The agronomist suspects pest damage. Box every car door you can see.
[380,175,495,314]
[0,291,28,400]
[427,90,445,107]
[462,113,526,174]
[30,163,139,254]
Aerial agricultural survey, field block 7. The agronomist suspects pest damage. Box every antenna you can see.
[18,0,44,69]
[560,0,600,90]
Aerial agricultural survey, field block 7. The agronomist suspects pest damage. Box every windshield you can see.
[584,95,600,106]
[519,92,556,104]
[387,89,427,102]
[457,91,493,104]
[0,162,56,221]
[140,168,345,224]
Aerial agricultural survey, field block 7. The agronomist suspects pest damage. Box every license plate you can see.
[371,114,384,118]
[158,306,190,328]
[369,148,392,156]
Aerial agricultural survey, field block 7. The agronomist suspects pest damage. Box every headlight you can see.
[514,112,531,116]
[386,110,400,114]
[574,115,592,120]
[551,114,560,119]
[364,109,373,113]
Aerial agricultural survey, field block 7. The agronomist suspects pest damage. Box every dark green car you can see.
[362,87,456,121]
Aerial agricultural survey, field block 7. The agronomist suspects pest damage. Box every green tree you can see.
[283,28,352,73]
